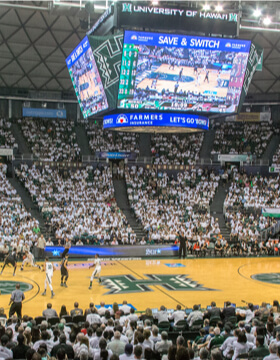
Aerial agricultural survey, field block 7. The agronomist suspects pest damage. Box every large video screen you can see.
[118,31,251,114]
[66,36,108,118]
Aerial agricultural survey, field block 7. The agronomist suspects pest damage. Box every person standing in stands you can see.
[9,283,25,319]
[41,257,55,298]
[60,254,69,288]
[37,235,46,260]
[177,231,186,259]
[0,250,18,276]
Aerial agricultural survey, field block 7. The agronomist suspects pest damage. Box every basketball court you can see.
[0,256,279,317]
[137,64,230,98]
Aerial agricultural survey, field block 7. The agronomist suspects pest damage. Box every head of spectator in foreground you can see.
[124,343,133,356]
[145,308,152,317]
[176,335,185,349]
[213,327,220,336]
[160,305,166,312]
[161,331,168,341]
[114,331,121,340]
[56,347,66,360]
[268,342,277,355]
[256,335,265,348]
[176,347,189,360]
[193,304,200,311]
[74,302,79,309]
[199,348,209,360]
[211,350,223,360]
[134,345,142,360]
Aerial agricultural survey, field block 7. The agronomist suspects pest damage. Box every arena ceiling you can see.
[0,1,279,102]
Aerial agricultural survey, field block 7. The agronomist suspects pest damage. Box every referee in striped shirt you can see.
[9,283,25,319]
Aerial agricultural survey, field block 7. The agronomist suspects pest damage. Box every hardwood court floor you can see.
[1,257,280,317]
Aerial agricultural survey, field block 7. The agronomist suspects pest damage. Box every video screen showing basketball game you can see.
[118,31,251,114]
[66,36,108,118]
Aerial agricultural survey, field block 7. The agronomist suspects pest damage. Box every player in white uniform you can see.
[20,251,41,271]
[41,257,55,298]
[88,254,101,289]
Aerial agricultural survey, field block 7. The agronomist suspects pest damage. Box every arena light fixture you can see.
[253,8,262,17]
[203,3,210,11]
[152,0,159,5]
[215,4,223,12]
[263,16,272,26]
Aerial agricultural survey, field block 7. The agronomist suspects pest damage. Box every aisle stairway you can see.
[8,175,49,239]
[200,129,215,162]
[210,182,231,241]
[11,122,31,154]
[261,134,280,164]
[113,179,146,241]
[75,125,92,156]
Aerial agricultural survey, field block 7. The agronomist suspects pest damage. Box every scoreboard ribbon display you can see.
[103,112,209,133]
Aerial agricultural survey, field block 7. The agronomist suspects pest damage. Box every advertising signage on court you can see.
[117,2,238,36]
[103,113,209,133]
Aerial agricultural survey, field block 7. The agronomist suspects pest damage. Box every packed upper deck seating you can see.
[211,121,274,157]
[125,166,220,243]
[18,118,81,161]
[83,120,140,156]
[0,118,17,150]
[0,164,39,250]
[15,165,135,245]
[151,133,204,165]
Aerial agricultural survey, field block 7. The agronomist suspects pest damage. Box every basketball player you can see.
[42,257,55,298]
[0,250,18,276]
[61,238,71,258]
[88,254,101,289]
[178,68,183,82]
[204,70,209,83]
[20,251,42,271]
[60,254,69,288]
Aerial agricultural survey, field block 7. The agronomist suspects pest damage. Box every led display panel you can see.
[118,31,251,114]
[66,36,108,118]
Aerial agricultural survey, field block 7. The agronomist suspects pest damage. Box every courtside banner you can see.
[22,108,66,119]
[103,113,209,132]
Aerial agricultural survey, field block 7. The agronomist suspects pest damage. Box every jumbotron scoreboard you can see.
[65,1,262,133]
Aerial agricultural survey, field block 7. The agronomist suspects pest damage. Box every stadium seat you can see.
[209,316,221,327]
[61,315,73,325]
[72,314,85,324]
[48,317,60,326]
[158,321,170,333]
[189,319,203,331]
[35,316,46,325]
[226,316,238,327]
[173,319,187,332]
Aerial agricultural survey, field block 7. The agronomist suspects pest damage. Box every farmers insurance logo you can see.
[116,114,129,124]
[101,274,215,294]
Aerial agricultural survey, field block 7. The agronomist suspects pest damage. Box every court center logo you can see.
[252,273,280,285]
[101,274,215,294]
[0,281,33,295]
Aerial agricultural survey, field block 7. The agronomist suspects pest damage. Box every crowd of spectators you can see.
[1,298,280,360]
[83,121,139,156]
[151,133,204,165]
[224,173,280,211]
[18,118,81,161]
[225,211,276,243]
[272,145,280,165]
[211,121,274,157]
[0,164,40,255]
[15,165,135,245]
[125,167,220,243]
[0,118,17,150]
